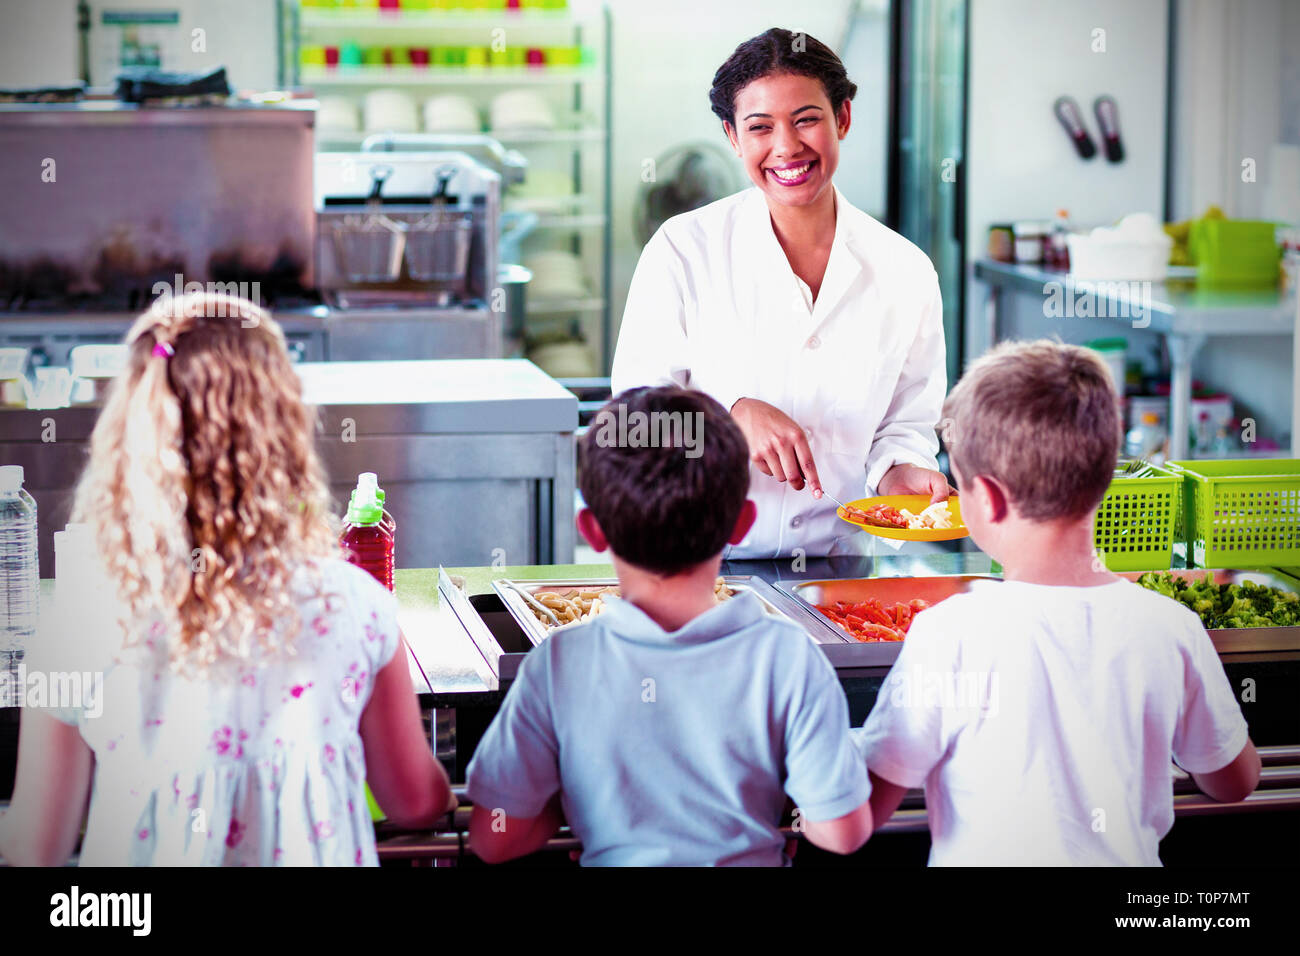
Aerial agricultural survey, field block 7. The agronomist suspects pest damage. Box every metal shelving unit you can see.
[975,259,1298,458]
[279,0,613,372]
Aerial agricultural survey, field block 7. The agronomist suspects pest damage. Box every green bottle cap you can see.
[346,479,383,525]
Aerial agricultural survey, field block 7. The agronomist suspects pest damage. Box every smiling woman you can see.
[709,29,858,218]
[611,28,954,560]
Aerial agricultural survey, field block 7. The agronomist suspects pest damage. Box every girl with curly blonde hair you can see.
[1,292,453,866]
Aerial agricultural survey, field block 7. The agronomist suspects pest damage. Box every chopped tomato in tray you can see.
[816,597,931,642]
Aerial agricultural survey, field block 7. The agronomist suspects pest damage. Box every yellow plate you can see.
[836,494,968,541]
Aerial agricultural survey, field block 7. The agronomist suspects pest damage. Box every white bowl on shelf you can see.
[528,340,598,378]
[423,94,481,133]
[525,250,589,299]
[1066,213,1173,282]
[363,89,420,133]
[317,96,360,133]
[490,89,556,132]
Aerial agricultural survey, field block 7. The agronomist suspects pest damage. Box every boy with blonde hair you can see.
[857,339,1259,865]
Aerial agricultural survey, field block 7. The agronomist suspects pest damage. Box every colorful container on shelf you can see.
[1188,219,1282,287]
[303,44,585,69]
[1166,458,1300,568]
[1093,464,1181,571]
[298,0,568,12]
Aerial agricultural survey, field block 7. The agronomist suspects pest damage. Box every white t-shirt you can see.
[33,558,401,866]
[854,579,1249,866]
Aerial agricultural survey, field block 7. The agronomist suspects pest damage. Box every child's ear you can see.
[728,499,758,545]
[576,508,608,552]
[973,475,1010,523]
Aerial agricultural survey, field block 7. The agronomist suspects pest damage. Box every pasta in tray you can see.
[525,578,733,630]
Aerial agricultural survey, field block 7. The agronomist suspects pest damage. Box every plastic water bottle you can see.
[0,465,39,661]
[1124,412,1168,464]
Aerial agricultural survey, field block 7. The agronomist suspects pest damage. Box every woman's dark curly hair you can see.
[709,28,857,128]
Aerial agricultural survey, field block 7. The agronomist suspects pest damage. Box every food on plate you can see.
[841,503,908,529]
[525,578,734,630]
[1136,571,1299,629]
[816,597,931,642]
[840,500,955,530]
[898,501,954,530]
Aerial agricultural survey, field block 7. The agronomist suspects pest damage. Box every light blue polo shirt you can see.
[466,590,869,866]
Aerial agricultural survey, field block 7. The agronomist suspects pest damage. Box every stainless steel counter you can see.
[0,359,578,577]
[0,304,503,366]
[302,359,576,570]
[397,548,993,700]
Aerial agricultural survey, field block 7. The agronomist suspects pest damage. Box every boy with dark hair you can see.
[468,386,872,865]
[857,340,1260,865]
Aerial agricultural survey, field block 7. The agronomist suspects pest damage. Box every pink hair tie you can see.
[152,342,175,359]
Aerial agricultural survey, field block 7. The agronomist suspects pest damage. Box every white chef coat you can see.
[611,186,946,558]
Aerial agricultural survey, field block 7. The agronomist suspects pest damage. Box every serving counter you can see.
[380,549,1300,865]
[2,548,1297,865]
[400,551,1300,772]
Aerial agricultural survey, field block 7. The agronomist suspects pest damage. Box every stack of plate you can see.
[524,250,587,300]
[490,89,556,133]
[317,96,360,134]
[423,94,481,133]
[363,89,420,133]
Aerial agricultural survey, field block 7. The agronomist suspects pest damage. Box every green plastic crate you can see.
[1094,464,1181,571]
[1166,459,1300,567]
[1188,219,1281,286]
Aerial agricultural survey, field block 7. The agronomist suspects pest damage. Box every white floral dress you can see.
[49,558,402,866]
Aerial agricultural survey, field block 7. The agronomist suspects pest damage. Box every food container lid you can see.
[0,348,27,380]
[1086,336,1128,352]
[1013,221,1049,236]
[69,344,128,380]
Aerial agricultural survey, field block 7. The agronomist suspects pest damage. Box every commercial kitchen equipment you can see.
[0,101,327,364]
[281,0,615,371]
[313,149,506,359]
[0,101,530,365]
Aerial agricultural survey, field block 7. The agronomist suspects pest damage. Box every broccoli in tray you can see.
[1136,571,1300,629]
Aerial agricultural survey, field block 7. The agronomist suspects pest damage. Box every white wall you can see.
[1169,0,1297,223]
[0,0,278,91]
[1168,0,1298,446]
[832,0,890,221]
[0,0,79,87]
[964,0,1169,358]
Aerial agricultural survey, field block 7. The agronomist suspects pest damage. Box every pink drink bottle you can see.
[340,474,394,591]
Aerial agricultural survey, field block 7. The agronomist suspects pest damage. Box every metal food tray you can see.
[777,575,1003,669]
[780,570,1300,667]
[1118,568,1300,657]
[491,574,845,650]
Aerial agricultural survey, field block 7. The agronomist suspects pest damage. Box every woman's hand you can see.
[878,462,953,504]
[730,398,822,495]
